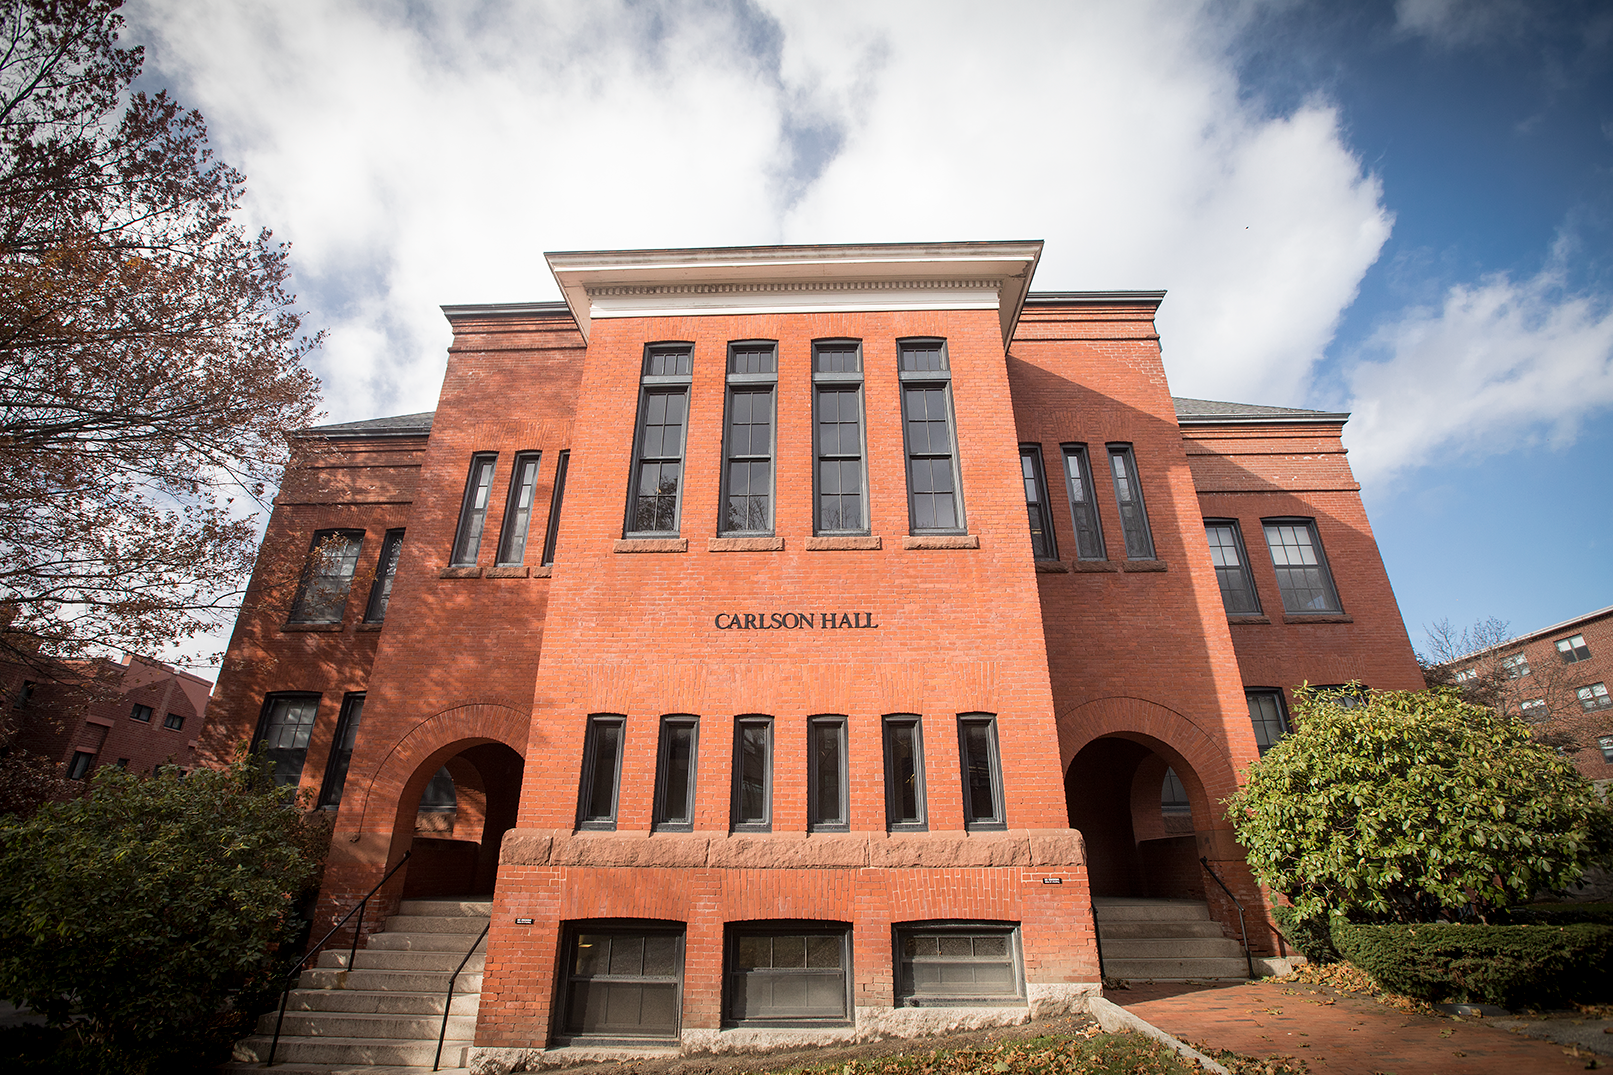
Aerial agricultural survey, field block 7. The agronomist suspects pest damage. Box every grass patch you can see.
[767,1029,1283,1074]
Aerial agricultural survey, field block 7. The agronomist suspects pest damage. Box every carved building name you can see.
[713,611,880,631]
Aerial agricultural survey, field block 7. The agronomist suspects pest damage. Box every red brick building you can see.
[205,242,1424,1062]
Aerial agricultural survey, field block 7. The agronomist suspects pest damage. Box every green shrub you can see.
[1330,920,1613,1008]
[1269,903,1340,964]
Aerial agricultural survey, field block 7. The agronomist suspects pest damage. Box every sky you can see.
[122,0,1613,666]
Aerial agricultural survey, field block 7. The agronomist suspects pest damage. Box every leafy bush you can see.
[0,756,323,1072]
[1227,685,1613,924]
[1268,903,1340,964]
[1330,921,1613,1008]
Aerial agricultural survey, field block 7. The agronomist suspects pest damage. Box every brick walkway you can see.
[1111,979,1601,1074]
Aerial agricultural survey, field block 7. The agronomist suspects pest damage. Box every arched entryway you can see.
[399,741,524,899]
[1064,736,1206,899]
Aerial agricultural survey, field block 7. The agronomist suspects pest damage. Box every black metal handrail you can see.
[433,920,491,1072]
[1200,856,1256,979]
[265,849,412,1067]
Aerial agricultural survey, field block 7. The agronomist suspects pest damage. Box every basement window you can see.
[895,924,1024,1007]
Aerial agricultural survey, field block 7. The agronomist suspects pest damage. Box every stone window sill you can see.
[1121,560,1168,573]
[1283,613,1354,624]
[614,538,688,553]
[709,536,784,552]
[903,535,979,550]
[805,535,881,551]
[534,566,553,577]
[356,622,383,632]
[1034,559,1069,573]
[440,565,483,578]
[1227,615,1271,625]
[1070,560,1120,573]
[486,565,530,578]
[281,622,342,632]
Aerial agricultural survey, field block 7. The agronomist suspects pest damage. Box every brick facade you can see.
[202,242,1425,1053]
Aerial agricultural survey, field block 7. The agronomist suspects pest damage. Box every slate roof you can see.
[1172,397,1348,422]
[304,412,435,437]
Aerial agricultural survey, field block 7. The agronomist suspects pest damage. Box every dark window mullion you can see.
[540,450,570,566]
[1019,445,1056,560]
[496,452,542,565]
[451,455,497,565]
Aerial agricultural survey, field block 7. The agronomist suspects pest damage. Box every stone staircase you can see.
[1093,897,1251,982]
[228,898,491,1073]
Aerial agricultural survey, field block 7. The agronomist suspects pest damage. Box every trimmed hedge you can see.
[1269,904,1340,964]
[1331,921,1613,1008]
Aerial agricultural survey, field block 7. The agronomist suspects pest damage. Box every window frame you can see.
[540,449,570,566]
[807,715,849,833]
[1204,519,1261,615]
[1106,443,1155,560]
[956,714,1006,831]
[1261,518,1342,614]
[1557,634,1592,663]
[162,712,184,731]
[898,338,966,536]
[719,341,779,536]
[625,343,694,538]
[67,750,95,780]
[652,715,700,832]
[812,340,870,535]
[130,703,153,723]
[893,922,1025,1008]
[450,454,498,566]
[288,528,365,623]
[1060,444,1107,561]
[1501,653,1532,679]
[364,528,405,623]
[1519,697,1548,723]
[252,692,322,788]
[577,715,627,831]
[1245,689,1290,755]
[1599,735,1613,764]
[317,692,366,810]
[731,715,774,832]
[1578,683,1612,712]
[882,715,927,832]
[1019,444,1058,561]
[723,922,853,1028]
[558,921,686,1043]
[495,451,543,565]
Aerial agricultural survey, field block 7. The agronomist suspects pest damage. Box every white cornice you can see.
[545,241,1043,344]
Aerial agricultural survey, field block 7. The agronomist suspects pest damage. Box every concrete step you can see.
[318,949,487,973]
[233,1034,471,1067]
[299,967,484,993]
[381,914,494,935]
[222,1064,468,1075]
[396,898,493,918]
[283,988,480,1016]
[367,931,491,953]
[1097,919,1227,939]
[1103,956,1251,980]
[257,1009,478,1039]
[1092,898,1213,922]
[1101,937,1246,959]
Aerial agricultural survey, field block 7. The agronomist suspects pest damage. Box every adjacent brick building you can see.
[203,242,1425,1058]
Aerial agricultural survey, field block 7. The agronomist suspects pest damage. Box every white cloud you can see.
[1394,0,1534,49]
[126,0,1393,425]
[1342,264,1613,484]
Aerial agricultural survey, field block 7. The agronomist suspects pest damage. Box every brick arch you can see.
[1057,695,1241,822]
[350,701,529,834]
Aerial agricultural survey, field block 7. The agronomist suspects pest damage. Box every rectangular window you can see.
[163,712,184,731]
[957,715,1004,830]
[653,715,699,831]
[288,529,364,623]
[541,450,570,566]
[1502,653,1531,678]
[1205,521,1260,614]
[899,339,964,534]
[1106,444,1154,559]
[883,716,926,831]
[1578,683,1612,711]
[1060,445,1106,560]
[628,344,693,536]
[814,341,867,534]
[1246,690,1289,755]
[561,925,684,1041]
[1557,635,1591,663]
[726,925,851,1026]
[364,528,404,623]
[253,693,321,788]
[1600,735,1613,764]
[721,342,777,535]
[578,716,625,829]
[1520,698,1548,722]
[731,716,773,831]
[67,751,95,780]
[1262,519,1341,613]
[895,925,1023,1006]
[1020,446,1057,560]
[807,716,848,831]
[450,454,498,565]
[130,703,153,723]
[495,451,542,565]
[318,692,365,810]
[1318,684,1367,709]
[1454,666,1479,682]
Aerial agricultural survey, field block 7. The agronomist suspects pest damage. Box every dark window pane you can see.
[364,529,405,622]
[451,457,496,565]
[290,530,364,622]
[657,720,696,827]
[256,695,320,787]
[1062,447,1106,560]
[1263,521,1341,613]
[1205,522,1259,614]
[541,450,570,566]
[497,453,541,565]
[318,694,365,809]
[811,722,845,827]
[885,720,923,826]
[735,720,771,826]
[1247,691,1289,754]
[961,721,1000,825]
[1108,446,1155,560]
[582,720,622,823]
